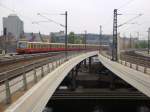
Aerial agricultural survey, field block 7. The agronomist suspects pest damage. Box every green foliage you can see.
[68,32,75,44]
[135,40,148,48]
[68,32,83,44]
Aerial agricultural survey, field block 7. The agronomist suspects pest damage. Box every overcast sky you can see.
[0,0,150,39]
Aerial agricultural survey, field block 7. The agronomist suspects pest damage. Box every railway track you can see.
[0,54,65,84]
[0,51,83,84]
[0,52,64,66]
[0,52,64,73]
[120,51,150,68]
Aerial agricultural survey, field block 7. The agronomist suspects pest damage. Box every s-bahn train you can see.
[16,41,108,54]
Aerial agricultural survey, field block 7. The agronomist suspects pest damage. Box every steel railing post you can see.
[23,67,27,91]
[59,59,61,65]
[41,66,44,77]
[125,61,127,66]
[33,65,37,83]
[47,63,50,73]
[52,62,54,70]
[55,61,57,67]
[5,79,11,104]
[130,63,132,68]
[136,64,138,71]
[144,67,147,74]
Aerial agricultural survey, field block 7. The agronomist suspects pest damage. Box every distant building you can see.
[119,36,138,50]
[3,14,24,40]
[50,32,113,45]
[20,32,51,42]
[76,33,113,45]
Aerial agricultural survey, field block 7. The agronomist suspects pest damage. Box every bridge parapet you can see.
[100,51,150,74]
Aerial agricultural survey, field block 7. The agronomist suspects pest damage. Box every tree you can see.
[68,32,84,44]
[68,32,75,44]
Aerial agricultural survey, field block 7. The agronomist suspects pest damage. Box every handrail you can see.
[0,54,65,83]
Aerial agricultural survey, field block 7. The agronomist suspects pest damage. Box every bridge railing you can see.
[0,51,84,105]
[100,50,150,75]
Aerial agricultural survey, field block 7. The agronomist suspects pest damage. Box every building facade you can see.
[3,14,24,40]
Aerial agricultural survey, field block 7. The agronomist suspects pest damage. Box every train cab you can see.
[16,41,28,53]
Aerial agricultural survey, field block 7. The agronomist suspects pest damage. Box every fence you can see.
[100,51,150,75]
[0,52,81,105]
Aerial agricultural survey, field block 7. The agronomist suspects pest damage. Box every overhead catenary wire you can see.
[118,0,135,10]
[37,13,65,27]
[118,14,143,28]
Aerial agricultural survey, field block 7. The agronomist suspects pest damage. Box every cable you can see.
[118,0,135,10]
[118,14,143,28]
[37,13,65,27]
[0,3,15,12]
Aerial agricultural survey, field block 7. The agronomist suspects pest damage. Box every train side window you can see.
[51,44,53,48]
[28,44,30,48]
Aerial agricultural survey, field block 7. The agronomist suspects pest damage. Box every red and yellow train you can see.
[16,41,107,54]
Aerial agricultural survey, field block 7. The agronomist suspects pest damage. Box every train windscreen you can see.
[18,42,27,48]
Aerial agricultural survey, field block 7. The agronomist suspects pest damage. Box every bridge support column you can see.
[84,59,87,68]
[71,68,76,91]
[70,64,80,91]
[89,57,92,73]
[109,72,116,90]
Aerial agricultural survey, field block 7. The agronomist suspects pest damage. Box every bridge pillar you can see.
[70,64,80,91]
[109,72,116,90]
[89,57,92,73]
[70,68,76,91]
[84,59,87,68]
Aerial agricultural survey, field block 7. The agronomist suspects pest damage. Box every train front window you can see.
[18,42,27,48]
